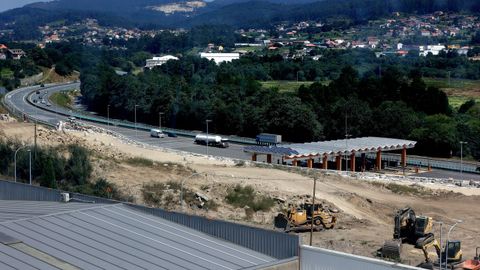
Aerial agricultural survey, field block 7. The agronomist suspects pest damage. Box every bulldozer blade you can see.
[274,214,289,231]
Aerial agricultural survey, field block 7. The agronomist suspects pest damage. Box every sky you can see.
[0,0,45,12]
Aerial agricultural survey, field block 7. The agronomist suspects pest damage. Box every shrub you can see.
[65,145,92,185]
[125,157,154,167]
[225,184,275,212]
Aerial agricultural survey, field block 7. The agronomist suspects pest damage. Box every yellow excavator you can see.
[274,203,337,233]
[381,207,436,260]
[417,239,463,269]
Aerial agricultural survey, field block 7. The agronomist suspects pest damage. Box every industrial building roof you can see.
[244,137,417,159]
[0,200,276,270]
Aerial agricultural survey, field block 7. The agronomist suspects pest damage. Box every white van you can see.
[150,129,165,138]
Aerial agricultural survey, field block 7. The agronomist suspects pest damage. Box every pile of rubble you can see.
[0,113,15,122]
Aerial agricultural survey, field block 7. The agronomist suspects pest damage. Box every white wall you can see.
[300,245,423,270]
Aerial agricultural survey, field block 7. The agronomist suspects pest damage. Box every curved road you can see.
[4,83,480,180]
[4,83,252,160]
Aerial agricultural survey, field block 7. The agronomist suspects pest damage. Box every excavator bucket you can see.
[382,240,402,260]
[274,213,290,231]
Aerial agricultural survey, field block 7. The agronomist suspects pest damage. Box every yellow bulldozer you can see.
[274,203,337,233]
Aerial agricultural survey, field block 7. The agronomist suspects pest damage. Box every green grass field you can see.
[260,80,320,92]
[0,68,13,79]
[50,92,73,108]
[424,77,480,108]
[448,96,480,108]
[423,77,480,90]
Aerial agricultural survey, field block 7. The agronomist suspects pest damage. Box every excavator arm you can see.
[394,207,416,240]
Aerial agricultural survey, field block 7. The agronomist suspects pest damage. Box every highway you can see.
[3,83,253,160]
[4,83,480,181]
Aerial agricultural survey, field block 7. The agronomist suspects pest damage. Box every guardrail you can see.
[3,84,62,128]
[36,87,258,145]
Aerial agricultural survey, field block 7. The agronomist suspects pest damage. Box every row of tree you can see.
[79,52,480,158]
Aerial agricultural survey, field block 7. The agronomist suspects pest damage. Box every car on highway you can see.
[167,132,178,137]
[150,129,165,138]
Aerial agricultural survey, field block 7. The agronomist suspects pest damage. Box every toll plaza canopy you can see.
[244,137,417,171]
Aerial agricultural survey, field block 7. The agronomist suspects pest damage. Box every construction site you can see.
[1,116,479,270]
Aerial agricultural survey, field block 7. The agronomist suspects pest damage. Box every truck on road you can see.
[150,129,165,138]
[194,134,229,148]
[256,133,282,146]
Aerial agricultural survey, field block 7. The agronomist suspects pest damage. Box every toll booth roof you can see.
[244,137,416,158]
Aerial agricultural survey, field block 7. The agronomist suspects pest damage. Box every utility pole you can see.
[310,176,317,246]
[134,104,138,139]
[159,112,164,130]
[28,150,32,185]
[460,141,467,176]
[345,110,351,171]
[206,119,212,156]
[34,121,37,160]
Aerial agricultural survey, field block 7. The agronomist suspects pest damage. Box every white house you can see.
[200,53,240,65]
[419,44,445,56]
[145,55,179,69]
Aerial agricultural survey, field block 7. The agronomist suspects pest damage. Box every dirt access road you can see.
[1,120,479,266]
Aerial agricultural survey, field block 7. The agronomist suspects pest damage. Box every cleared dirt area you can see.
[1,119,479,266]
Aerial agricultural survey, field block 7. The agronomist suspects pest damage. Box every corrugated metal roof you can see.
[0,201,275,270]
[0,243,59,270]
[244,137,416,159]
[0,200,104,222]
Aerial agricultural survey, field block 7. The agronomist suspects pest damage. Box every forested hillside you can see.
[1,0,479,35]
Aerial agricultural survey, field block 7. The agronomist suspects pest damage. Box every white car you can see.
[150,129,165,138]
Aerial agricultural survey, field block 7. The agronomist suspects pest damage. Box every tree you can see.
[40,157,57,189]
[65,145,92,185]
[410,114,458,157]
[55,62,72,76]
[373,101,419,138]
[458,99,476,114]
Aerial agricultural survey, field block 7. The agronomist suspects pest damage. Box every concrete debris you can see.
[195,192,209,202]
[0,114,15,122]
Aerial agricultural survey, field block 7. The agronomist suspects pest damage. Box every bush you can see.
[65,145,92,185]
[65,178,131,201]
[125,157,154,167]
[225,184,275,212]
[142,182,166,206]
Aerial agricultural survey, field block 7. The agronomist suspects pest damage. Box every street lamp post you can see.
[434,221,444,269]
[206,119,212,156]
[159,112,164,130]
[14,145,30,183]
[134,104,138,139]
[309,176,317,246]
[445,220,463,270]
[28,149,32,185]
[460,141,467,176]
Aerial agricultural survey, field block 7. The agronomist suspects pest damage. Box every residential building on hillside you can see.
[145,55,179,69]
[419,44,445,56]
[200,53,240,65]
[7,49,26,60]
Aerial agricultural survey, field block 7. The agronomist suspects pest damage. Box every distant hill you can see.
[1,0,479,35]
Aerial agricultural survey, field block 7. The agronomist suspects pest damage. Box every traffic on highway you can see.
[4,83,480,180]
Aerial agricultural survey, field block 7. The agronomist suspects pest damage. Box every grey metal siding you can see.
[128,204,300,260]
